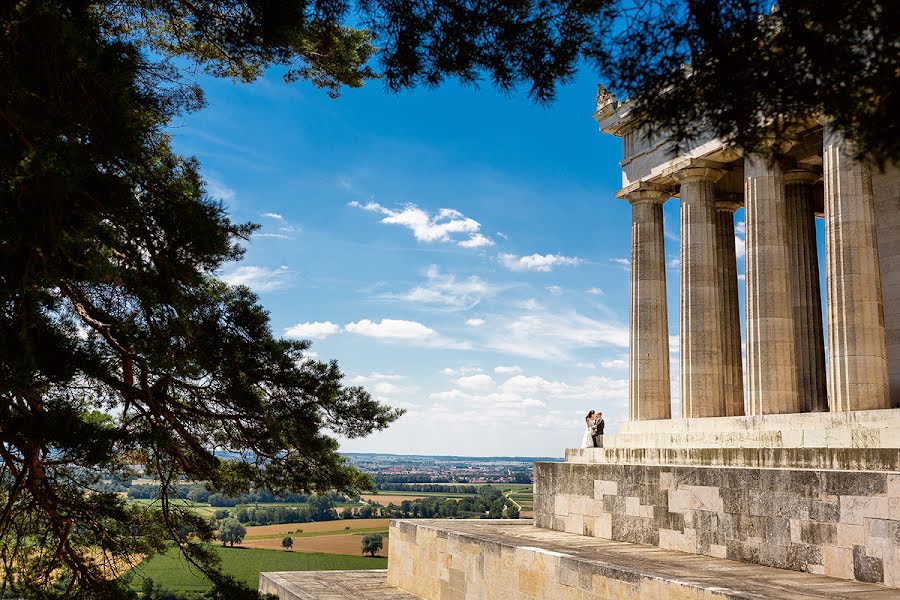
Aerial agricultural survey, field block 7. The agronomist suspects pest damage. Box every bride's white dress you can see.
[580,422,594,448]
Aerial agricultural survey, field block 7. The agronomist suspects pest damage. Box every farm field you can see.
[244,518,390,539]
[129,545,386,592]
[243,532,389,555]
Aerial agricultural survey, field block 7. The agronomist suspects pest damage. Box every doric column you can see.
[785,170,827,412]
[674,163,726,418]
[625,186,671,421]
[715,200,745,416]
[822,123,891,411]
[745,152,800,414]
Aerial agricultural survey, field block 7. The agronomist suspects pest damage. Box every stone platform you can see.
[259,569,421,599]
[601,408,900,449]
[535,457,900,587]
[386,519,898,599]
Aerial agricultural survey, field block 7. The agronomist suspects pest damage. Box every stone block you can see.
[853,545,885,584]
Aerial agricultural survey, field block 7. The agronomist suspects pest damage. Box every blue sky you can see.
[172,68,750,458]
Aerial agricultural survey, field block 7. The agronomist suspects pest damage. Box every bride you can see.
[581,411,596,448]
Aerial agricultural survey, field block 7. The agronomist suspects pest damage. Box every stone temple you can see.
[260,90,900,599]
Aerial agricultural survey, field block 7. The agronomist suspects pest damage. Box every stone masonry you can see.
[534,461,900,586]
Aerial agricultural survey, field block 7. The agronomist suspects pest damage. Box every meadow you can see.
[128,545,386,592]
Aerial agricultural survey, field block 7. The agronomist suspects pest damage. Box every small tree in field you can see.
[217,519,247,547]
[361,534,384,557]
[281,537,293,551]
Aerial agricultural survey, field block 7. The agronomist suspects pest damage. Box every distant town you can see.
[344,452,562,485]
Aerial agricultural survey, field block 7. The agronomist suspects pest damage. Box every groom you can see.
[592,412,605,448]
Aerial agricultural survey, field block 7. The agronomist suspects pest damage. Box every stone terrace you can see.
[385,519,899,599]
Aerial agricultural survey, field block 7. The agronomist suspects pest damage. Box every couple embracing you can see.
[580,410,605,448]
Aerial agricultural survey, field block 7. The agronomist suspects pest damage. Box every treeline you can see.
[372,486,520,520]
[374,483,480,493]
[126,484,351,507]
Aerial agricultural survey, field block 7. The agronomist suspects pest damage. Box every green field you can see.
[129,545,387,592]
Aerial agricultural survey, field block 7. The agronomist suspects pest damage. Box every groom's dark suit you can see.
[592,419,605,447]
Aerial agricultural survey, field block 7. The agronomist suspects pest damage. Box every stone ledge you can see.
[259,569,421,599]
[387,519,898,599]
[565,447,900,471]
[601,408,900,449]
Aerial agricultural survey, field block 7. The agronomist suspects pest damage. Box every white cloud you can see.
[347,372,417,397]
[738,273,746,282]
[494,365,522,374]
[441,366,483,376]
[221,265,291,292]
[575,362,597,369]
[390,266,497,310]
[587,287,605,296]
[499,253,583,272]
[609,257,630,270]
[262,212,284,220]
[455,373,496,392]
[466,318,486,327]
[344,318,468,349]
[458,233,495,248]
[668,257,680,268]
[349,201,492,248]
[546,285,563,296]
[734,219,746,260]
[487,310,629,361]
[519,298,542,311]
[345,318,435,340]
[601,359,628,369]
[256,232,293,240]
[284,321,340,339]
[496,232,509,240]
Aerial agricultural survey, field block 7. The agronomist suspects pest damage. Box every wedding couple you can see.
[580,410,605,448]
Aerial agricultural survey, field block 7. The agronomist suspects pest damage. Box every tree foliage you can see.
[216,520,247,547]
[3,0,895,597]
[281,537,293,551]
[1,1,397,597]
[359,0,899,164]
[361,534,384,557]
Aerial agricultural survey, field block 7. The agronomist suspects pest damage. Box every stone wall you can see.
[387,520,742,600]
[534,461,900,587]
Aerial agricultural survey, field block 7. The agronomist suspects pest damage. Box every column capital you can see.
[672,159,726,185]
[621,184,670,205]
[715,199,743,213]
[784,169,820,185]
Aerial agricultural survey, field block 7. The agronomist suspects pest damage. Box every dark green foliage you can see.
[361,0,899,165]
[280,537,292,551]
[360,534,384,557]
[216,520,246,547]
[1,1,398,597]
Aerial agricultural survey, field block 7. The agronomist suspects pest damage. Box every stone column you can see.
[745,153,800,414]
[822,123,891,411]
[674,163,726,418]
[785,170,827,412]
[715,200,745,416]
[625,186,671,421]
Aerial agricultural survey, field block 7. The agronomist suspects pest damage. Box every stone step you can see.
[602,409,900,450]
[259,569,421,599]
[388,519,899,599]
[565,446,900,471]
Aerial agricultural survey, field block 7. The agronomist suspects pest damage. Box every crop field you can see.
[128,545,386,592]
[244,518,391,539]
[243,532,389,555]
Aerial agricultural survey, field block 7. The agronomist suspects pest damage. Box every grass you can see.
[128,544,387,592]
